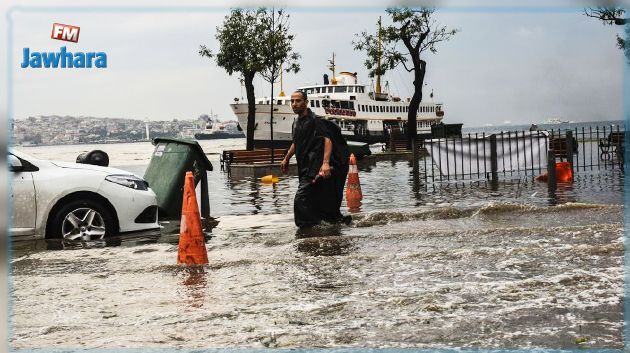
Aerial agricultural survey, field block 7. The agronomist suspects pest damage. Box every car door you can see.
[9,153,37,236]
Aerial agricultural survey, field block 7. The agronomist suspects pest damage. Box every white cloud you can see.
[516,25,545,38]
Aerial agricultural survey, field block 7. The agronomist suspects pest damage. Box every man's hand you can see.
[280,158,289,174]
[319,161,331,178]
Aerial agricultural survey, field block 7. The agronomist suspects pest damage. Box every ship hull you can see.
[230,96,439,145]
[194,132,245,140]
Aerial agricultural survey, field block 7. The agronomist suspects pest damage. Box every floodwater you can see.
[9,138,626,349]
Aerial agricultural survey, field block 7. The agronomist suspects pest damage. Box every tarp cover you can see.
[424,131,549,178]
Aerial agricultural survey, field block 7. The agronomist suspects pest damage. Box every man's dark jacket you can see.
[291,109,349,227]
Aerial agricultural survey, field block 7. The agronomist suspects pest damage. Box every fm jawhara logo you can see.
[21,23,107,69]
[51,23,80,43]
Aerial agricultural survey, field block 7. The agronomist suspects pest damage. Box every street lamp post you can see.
[269,8,276,163]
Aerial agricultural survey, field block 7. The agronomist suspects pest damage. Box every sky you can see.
[5,2,628,128]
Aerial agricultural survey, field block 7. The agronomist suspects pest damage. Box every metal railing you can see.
[420,125,625,185]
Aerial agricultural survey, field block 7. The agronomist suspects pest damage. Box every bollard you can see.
[547,150,557,192]
[489,134,498,190]
[566,130,574,176]
[200,171,210,219]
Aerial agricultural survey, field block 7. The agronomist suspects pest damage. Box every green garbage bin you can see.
[143,137,213,219]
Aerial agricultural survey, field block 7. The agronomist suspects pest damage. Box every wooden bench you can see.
[599,132,624,161]
[221,148,288,171]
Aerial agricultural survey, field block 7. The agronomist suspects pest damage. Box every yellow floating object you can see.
[260,175,279,184]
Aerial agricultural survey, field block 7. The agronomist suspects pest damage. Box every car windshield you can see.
[9,149,39,162]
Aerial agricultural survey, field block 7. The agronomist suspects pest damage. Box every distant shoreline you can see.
[12,140,154,149]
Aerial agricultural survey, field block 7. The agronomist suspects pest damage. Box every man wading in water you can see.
[280,90,351,228]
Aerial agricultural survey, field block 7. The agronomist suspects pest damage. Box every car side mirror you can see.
[9,155,24,172]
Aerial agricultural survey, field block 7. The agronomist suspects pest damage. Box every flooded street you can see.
[10,140,625,349]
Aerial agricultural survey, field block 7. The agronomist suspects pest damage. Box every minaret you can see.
[145,121,150,141]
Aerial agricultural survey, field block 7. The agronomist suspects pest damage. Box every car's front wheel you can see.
[50,199,116,241]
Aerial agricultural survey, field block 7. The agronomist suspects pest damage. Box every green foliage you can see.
[199,8,300,150]
[199,8,300,81]
[258,9,301,84]
[353,7,458,78]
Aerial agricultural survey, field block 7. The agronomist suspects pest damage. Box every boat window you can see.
[431,106,434,112]
[328,87,334,93]
[349,102,355,110]
[322,100,329,107]
[277,100,282,105]
[316,100,320,108]
[332,101,340,108]
[316,87,321,93]
[310,100,315,107]
[340,101,349,109]
[369,106,373,112]
[334,86,346,93]
[380,106,384,113]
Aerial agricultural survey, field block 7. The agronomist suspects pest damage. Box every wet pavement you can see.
[9,140,626,349]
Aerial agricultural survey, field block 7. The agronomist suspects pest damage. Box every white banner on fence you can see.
[425,131,549,178]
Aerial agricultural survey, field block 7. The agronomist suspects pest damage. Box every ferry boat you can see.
[230,69,445,148]
[545,117,571,124]
[181,117,244,140]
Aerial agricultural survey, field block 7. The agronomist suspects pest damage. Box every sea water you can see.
[9,134,625,349]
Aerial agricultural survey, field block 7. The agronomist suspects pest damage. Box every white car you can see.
[9,149,160,241]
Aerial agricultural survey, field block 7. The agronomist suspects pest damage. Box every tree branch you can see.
[400,59,414,72]
[584,7,627,25]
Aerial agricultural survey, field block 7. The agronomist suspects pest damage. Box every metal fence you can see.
[420,125,625,184]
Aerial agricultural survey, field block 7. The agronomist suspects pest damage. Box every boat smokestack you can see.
[323,74,329,85]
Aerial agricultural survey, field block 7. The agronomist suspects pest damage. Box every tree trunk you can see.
[408,60,426,172]
[244,71,256,151]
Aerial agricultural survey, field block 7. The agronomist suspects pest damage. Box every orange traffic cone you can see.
[346,153,363,210]
[177,171,209,265]
[535,162,573,183]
